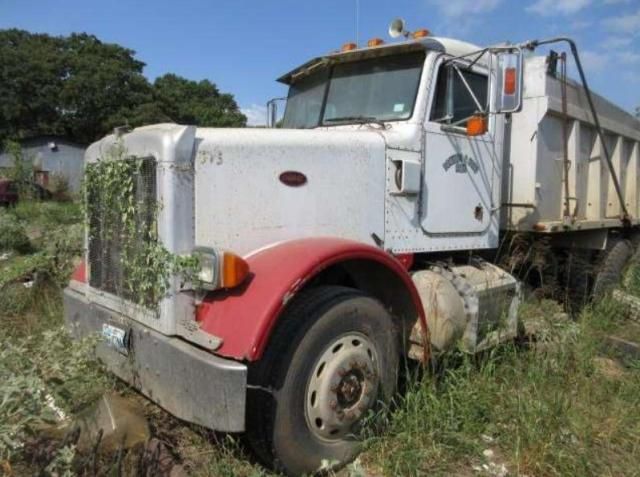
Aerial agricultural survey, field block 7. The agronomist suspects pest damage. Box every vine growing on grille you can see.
[83,141,197,309]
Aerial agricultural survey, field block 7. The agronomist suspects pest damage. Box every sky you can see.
[2,0,639,125]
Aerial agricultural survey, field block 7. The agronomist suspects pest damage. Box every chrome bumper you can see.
[63,287,247,432]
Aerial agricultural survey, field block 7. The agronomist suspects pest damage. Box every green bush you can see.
[625,263,640,296]
[11,201,82,227]
[0,228,82,294]
[0,253,53,289]
[0,328,115,463]
[3,140,34,198]
[0,211,31,253]
[49,172,71,198]
[0,282,36,317]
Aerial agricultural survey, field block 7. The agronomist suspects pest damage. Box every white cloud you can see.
[602,36,633,48]
[526,0,591,15]
[241,104,267,127]
[570,20,592,30]
[425,0,502,18]
[579,50,608,72]
[603,8,640,33]
[621,71,639,85]
[617,51,640,65]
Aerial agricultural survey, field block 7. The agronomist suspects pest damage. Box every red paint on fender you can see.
[394,253,414,270]
[71,260,87,283]
[196,238,426,361]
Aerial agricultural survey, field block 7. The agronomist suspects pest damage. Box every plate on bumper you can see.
[102,323,130,355]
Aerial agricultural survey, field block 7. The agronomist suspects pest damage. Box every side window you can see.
[430,64,488,127]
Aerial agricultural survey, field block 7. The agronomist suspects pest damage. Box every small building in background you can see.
[0,136,85,194]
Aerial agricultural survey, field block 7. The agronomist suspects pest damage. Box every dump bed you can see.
[503,55,640,232]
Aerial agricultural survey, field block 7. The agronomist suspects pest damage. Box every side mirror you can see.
[266,97,287,128]
[492,50,523,114]
[466,115,488,136]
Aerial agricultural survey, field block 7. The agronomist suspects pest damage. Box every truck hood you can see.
[193,127,388,256]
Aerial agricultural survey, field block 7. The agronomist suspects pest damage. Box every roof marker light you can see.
[341,42,358,52]
[412,29,430,39]
[367,38,384,47]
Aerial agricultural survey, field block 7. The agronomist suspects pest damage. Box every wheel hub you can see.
[304,333,379,441]
[337,371,364,407]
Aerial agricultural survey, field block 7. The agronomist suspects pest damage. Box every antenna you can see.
[388,18,409,39]
[355,0,360,45]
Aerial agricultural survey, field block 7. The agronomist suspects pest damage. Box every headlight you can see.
[193,247,250,290]
[195,248,220,287]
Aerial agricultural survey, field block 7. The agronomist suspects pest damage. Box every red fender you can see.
[196,237,426,361]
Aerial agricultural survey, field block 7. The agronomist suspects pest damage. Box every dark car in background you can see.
[0,178,51,206]
[0,179,18,206]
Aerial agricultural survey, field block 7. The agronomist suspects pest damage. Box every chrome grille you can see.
[87,157,157,303]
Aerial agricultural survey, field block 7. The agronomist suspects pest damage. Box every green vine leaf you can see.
[83,142,199,310]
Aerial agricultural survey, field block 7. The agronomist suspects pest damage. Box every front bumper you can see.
[63,287,247,432]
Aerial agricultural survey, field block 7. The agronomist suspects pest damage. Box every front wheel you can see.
[247,286,400,476]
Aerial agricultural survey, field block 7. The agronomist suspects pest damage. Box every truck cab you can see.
[278,36,506,252]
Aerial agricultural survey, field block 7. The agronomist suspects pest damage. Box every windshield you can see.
[282,52,425,129]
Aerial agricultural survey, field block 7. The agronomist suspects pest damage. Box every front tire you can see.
[247,286,400,476]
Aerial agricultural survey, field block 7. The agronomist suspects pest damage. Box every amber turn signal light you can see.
[221,252,250,289]
[466,115,488,137]
[504,67,517,95]
[341,42,357,52]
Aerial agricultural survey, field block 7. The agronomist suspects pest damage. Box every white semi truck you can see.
[64,20,640,476]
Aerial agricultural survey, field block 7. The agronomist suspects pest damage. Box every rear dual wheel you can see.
[247,286,400,476]
[564,238,634,310]
[592,239,633,298]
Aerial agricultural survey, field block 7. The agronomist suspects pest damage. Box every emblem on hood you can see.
[279,171,308,187]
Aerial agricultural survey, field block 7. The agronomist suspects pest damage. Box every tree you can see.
[3,139,34,198]
[0,30,246,144]
[153,74,246,128]
[57,33,160,143]
[0,30,66,140]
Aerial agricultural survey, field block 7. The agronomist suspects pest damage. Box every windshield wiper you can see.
[324,116,386,127]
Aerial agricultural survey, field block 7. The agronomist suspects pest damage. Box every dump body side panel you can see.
[504,56,640,232]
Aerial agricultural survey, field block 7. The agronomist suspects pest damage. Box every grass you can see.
[1,200,639,476]
[361,296,640,476]
[10,200,82,227]
[0,200,271,477]
[0,210,32,254]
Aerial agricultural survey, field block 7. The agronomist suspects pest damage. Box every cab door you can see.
[422,57,498,234]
